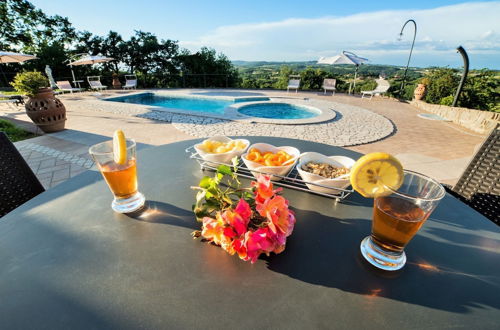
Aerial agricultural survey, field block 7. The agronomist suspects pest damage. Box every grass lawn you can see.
[0,119,36,142]
[0,91,21,96]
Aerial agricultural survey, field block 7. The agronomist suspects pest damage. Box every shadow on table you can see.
[266,207,500,314]
[126,200,198,230]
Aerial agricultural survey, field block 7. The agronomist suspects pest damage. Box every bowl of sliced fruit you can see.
[297,152,355,194]
[242,143,300,181]
[194,136,250,165]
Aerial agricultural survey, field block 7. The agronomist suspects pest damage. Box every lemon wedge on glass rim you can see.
[350,152,404,198]
[113,129,127,165]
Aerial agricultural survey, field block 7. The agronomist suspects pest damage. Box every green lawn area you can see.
[0,91,21,96]
[0,119,36,142]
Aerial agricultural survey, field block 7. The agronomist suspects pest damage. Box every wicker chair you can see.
[448,124,499,224]
[0,132,45,217]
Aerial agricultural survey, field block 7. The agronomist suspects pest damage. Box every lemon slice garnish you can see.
[113,130,127,165]
[350,152,404,198]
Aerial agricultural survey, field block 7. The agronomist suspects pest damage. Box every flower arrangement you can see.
[192,160,296,263]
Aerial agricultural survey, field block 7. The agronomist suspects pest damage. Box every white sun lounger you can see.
[56,80,83,93]
[87,76,107,91]
[287,79,300,93]
[123,75,137,89]
[0,93,24,108]
[361,79,390,100]
[322,78,336,95]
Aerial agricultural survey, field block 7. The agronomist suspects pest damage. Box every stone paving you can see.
[139,100,394,146]
[1,88,488,188]
[14,135,94,189]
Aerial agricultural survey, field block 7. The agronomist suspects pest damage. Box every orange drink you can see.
[99,158,138,198]
[89,133,145,213]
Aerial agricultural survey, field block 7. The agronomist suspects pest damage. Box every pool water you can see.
[238,103,320,119]
[107,93,234,114]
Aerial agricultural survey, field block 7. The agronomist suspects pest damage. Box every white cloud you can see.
[179,1,500,68]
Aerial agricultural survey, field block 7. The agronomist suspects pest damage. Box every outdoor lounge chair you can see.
[447,124,499,224]
[287,79,300,93]
[361,78,390,99]
[87,76,107,91]
[0,93,24,108]
[56,80,83,93]
[0,132,45,217]
[322,78,336,95]
[123,75,137,89]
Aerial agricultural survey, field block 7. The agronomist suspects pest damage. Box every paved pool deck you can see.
[1,88,487,189]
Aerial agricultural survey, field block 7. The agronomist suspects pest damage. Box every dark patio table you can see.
[1,136,499,329]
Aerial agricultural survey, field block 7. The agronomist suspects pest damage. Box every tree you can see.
[121,31,179,75]
[177,47,239,87]
[274,66,294,89]
[0,0,76,50]
[424,68,460,104]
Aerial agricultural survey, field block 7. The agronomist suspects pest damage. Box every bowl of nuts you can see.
[297,152,355,194]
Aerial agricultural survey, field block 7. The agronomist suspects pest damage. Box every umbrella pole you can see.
[0,64,9,87]
[70,65,76,83]
[352,65,359,95]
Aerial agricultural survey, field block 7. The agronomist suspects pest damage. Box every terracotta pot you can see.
[414,83,426,101]
[112,76,121,89]
[25,87,66,133]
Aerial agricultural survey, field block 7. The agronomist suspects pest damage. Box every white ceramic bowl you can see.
[194,136,250,165]
[297,152,355,194]
[242,143,300,181]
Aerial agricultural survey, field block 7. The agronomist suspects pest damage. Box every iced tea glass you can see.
[89,139,145,213]
[360,170,445,271]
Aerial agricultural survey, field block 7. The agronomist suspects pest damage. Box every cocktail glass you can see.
[89,139,145,213]
[360,170,445,271]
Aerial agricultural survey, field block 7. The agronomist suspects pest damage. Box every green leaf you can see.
[231,156,239,171]
[199,176,212,189]
[217,164,232,176]
[216,172,224,181]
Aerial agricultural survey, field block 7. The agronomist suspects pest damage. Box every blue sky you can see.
[31,0,500,68]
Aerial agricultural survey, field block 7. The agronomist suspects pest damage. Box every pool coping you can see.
[102,91,336,125]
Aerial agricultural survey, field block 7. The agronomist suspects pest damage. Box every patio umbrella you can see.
[68,55,115,84]
[318,51,368,94]
[0,51,37,85]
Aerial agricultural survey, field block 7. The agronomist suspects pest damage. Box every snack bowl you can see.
[297,152,355,194]
[242,143,300,181]
[194,136,250,165]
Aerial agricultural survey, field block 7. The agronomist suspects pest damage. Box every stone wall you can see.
[410,100,500,134]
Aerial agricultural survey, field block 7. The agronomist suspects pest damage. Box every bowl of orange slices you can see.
[194,136,250,165]
[242,143,300,181]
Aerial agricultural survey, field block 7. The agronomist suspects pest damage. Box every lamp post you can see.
[398,19,417,97]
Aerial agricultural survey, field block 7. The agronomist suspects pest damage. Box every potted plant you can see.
[112,73,121,89]
[11,71,66,133]
[414,77,430,101]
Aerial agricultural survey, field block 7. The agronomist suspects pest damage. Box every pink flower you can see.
[252,174,282,204]
[220,200,250,237]
[245,227,276,263]
[256,195,296,237]
[232,238,247,260]
[201,215,225,245]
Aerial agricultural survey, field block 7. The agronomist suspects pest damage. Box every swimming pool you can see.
[106,93,235,114]
[238,103,320,119]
